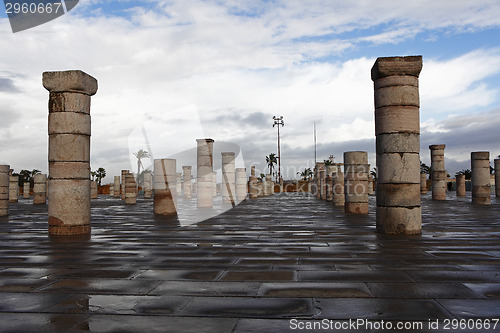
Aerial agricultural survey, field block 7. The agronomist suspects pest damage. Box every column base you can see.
[49,224,91,236]
[345,202,368,214]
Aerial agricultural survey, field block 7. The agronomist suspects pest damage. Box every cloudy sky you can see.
[1,0,500,182]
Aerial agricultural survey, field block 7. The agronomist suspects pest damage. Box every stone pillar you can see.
[263,174,272,196]
[249,166,258,199]
[113,176,121,198]
[344,152,369,214]
[471,152,491,205]
[124,173,137,205]
[121,170,129,200]
[429,144,446,201]
[495,158,500,198]
[44,70,97,236]
[368,176,374,195]
[279,177,283,193]
[372,55,422,235]
[91,181,98,199]
[235,168,247,201]
[175,172,181,195]
[33,174,47,205]
[420,173,428,194]
[109,184,114,197]
[326,175,333,201]
[456,174,466,197]
[143,172,152,199]
[332,166,345,207]
[319,169,326,200]
[154,159,177,215]
[197,139,214,208]
[182,166,192,199]
[9,175,18,203]
[221,152,236,204]
[0,165,9,216]
[212,171,217,196]
[23,182,30,199]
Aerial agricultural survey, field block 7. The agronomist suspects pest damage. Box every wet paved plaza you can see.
[0,193,499,332]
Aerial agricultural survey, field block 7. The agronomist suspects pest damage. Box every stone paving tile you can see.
[463,283,500,298]
[258,282,373,298]
[219,270,296,281]
[314,298,453,320]
[67,315,237,333]
[366,282,483,299]
[407,270,500,282]
[437,299,500,319]
[148,281,261,296]
[179,296,315,318]
[0,292,72,312]
[0,278,55,292]
[46,294,191,315]
[298,270,415,282]
[133,269,223,281]
[0,313,91,333]
[36,278,161,295]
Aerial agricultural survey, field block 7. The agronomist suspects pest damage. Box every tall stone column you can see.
[344,151,369,214]
[182,166,192,199]
[124,173,137,205]
[221,152,236,204]
[264,174,272,196]
[429,144,446,201]
[44,70,97,236]
[0,165,9,216]
[91,181,98,199]
[143,171,152,199]
[33,174,47,205]
[197,139,214,208]
[113,176,120,198]
[9,175,18,203]
[372,55,422,235]
[471,152,491,205]
[235,168,247,201]
[154,159,177,215]
[315,162,325,198]
[319,169,326,200]
[23,182,30,199]
[332,166,345,207]
[456,174,466,197]
[326,175,333,201]
[121,170,129,200]
[495,158,500,197]
[249,166,259,199]
[420,173,428,194]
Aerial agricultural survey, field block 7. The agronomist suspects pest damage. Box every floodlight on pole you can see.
[273,116,284,182]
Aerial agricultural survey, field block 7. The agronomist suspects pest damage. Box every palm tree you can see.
[297,168,313,181]
[265,153,277,179]
[134,149,151,185]
[324,159,334,166]
[90,171,96,181]
[29,169,41,188]
[258,173,266,181]
[370,167,377,181]
[95,167,106,186]
[420,161,431,176]
[456,169,472,180]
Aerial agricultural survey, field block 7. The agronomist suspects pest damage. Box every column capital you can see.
[371,56,422,81]
[429,144,446,150]
[43,70,98,95]
[196,138,214,144]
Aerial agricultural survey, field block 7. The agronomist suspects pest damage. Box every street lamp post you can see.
[273,116,284,182]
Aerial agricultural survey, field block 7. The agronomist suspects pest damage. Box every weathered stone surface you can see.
[182,166,192,199]
[0,165,8,216]
[33,174,47,205]
[456,174,466,197]
[48,179,90,229]
[373,56,422,235]
[376,153,420,184]
[471,151,491,205]
[154,159,177,215]
[124,173,137,205]
[221,152,236,204]
[235,168,247,202]
[371,56,423,81]
[48,112,90,135]
[91,181,98,199]
[332,167,345,207]
[420,173,428,194]
[376,207,422,235]
[48,134,90,162]
[344,151,368,214]
[43,70,98,95]
[197,139,214,208]
[9,175,18,203]
[114,176,121,198]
